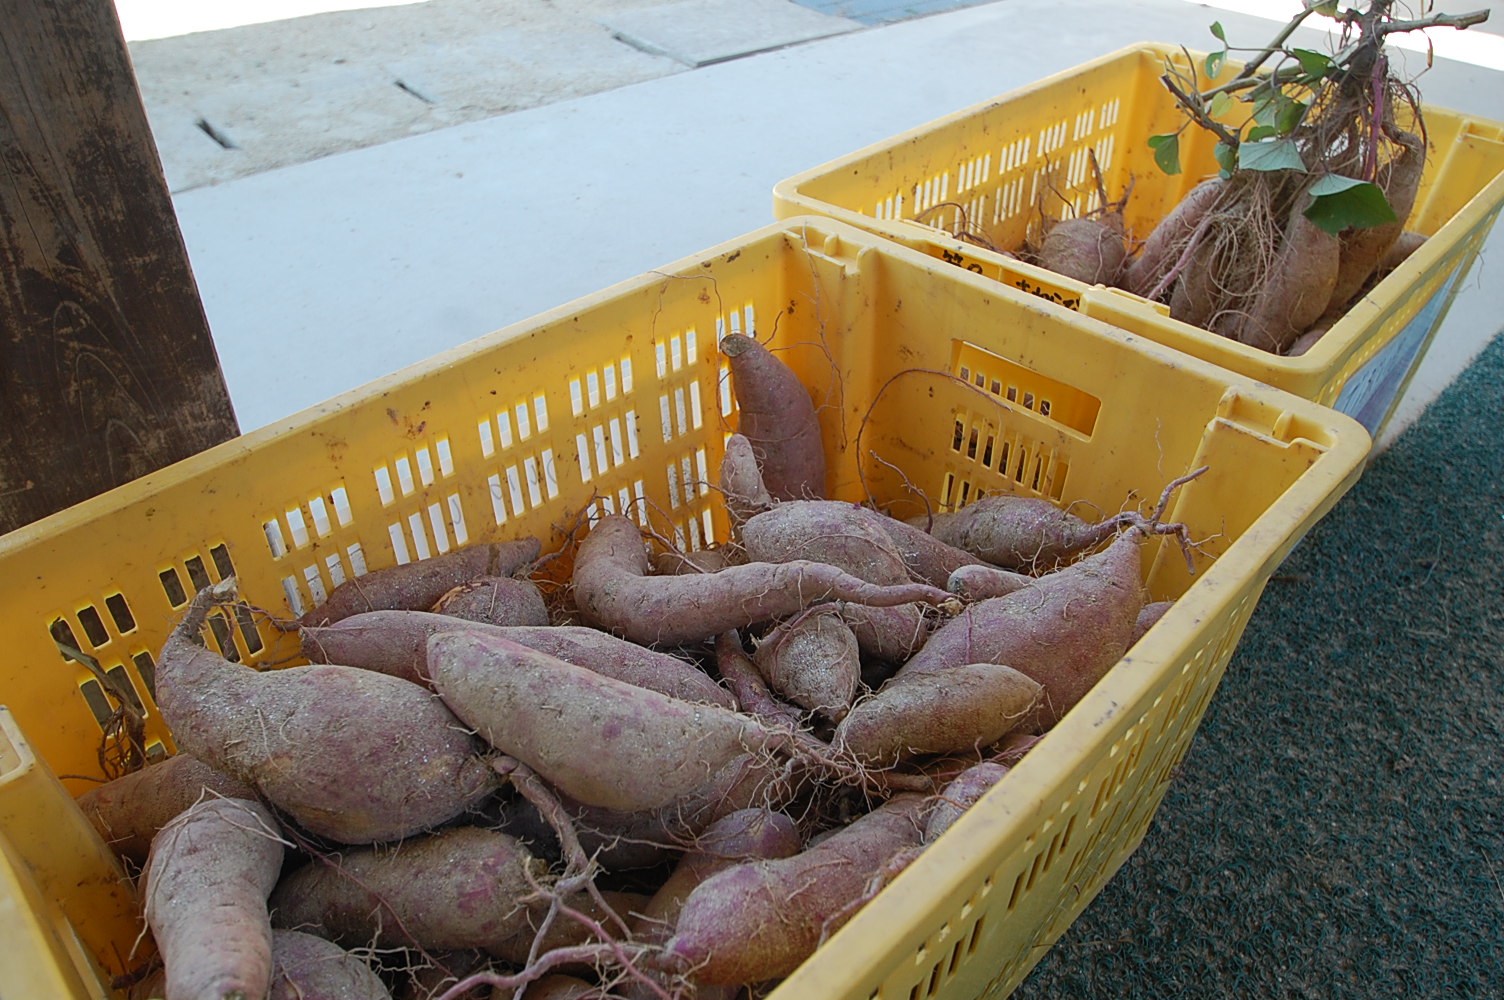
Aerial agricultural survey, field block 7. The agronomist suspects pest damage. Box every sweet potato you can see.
[719,432,774,528]
[270,826,546,953]
[909,494,1119,572]
[431,576,550,627]
[1324,130,1426,320]
[1130,600,1175,646]
[923,761,1010,842]
[296,538,540,627]
[428,630,786,813]
[944,563,1034,602]
[752,608,861,722]
[712,630,805,729]
[868,514,990,588]
[633,808,803,947]
[900,526,1149,730]
[719,333,827,501]
[570,514,952,647]
[301,612,734,709]
[487,890,650,966]
[650,547,733,576]
[1229,193,1341,352]
[1038,216,1127,286]
[661,794,928,986]
[157,583,497,844]
[739,500,933,662]
[1124,177,1226,298]
[144,797,285,1000]
[76,751,254,864]
[833,662,1041,766]
[269,929,391,1000]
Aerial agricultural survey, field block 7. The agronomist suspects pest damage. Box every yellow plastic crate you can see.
[773,42,1504,438]
[0,217,1368,999]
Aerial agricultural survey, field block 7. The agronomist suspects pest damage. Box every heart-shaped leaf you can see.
[1238,138,1306,172]
[1148,133,1182,175]
[1303,175,1399,234]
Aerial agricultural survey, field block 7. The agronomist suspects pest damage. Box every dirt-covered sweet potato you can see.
[269,929,391,1000]
[144,797,286,1000]
[157,582,497,845]
[660,795,928,986]
[76,752,254,864]
[719,333,827,501]
[301,612,734,709]
[270,826,546,953]
[428,629,788,813]
[296,538,540,627]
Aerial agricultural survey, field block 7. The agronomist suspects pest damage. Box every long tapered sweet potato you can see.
[428,629,787,813]
[570,515,952,647]
[156,583,497,844]
[144,797,285,1000]
[296,537,540,627]
[720,432,774,528]
[1324,130,1426,321]
[719,333,827,501]
[270,826,546,953]
[301,611,734,709]
[834,662,1041,766]
[77,751,255,864]
[909,494,1121,572]
[661,795,928,986]
[901,527,1149,730]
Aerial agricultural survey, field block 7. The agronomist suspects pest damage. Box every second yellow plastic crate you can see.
[773,42,1504,438]
[0,218,1368,999]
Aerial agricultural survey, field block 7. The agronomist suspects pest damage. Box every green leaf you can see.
[1245,124,1278,143]
[1214,141,1238,178]
[1276,97,1308,135]
[1209,20,1226,42]
[1148,133,1182,176]
[1205,49,1227,78]
[1291,48,1332,76]
[1252,94,1281,127]
[1238,138,1306,172]
[1305,0,1340,16]
[1209,90,1234,118]
[1304,177,1399,234]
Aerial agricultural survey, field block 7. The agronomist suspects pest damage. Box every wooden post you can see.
[1,0,239,534]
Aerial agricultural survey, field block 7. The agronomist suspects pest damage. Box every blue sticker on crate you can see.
[1333,267,1461,435]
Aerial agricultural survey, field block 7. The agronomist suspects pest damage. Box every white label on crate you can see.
[1333,267,1461,435]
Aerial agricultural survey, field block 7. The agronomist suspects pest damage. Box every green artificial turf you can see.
[1013,333,1504,999]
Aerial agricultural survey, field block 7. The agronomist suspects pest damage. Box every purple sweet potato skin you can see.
[664,795,928,986]
[297,538,540,627]
[430,576,550,627]
[901,529,1146,730]
[270,826,544,952]
[834,662,1041,766]
[76,752,255,864]
[428,630,779,813]
[144,797,285,1000]
[634,809,803,946]
[157,600,497,845]
[1130,600,1175,646]
[1039,216,1127,286]
[945,563,1034,602]
[753,608,861,721]
[570,515,950,647]
[740,500,932,662]
[302,612,734,709]
[720,431,774,527]
[720,334,827,501]
[910,495,1107,571]
[924,761,1011,843]
[269,929,391,1000]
